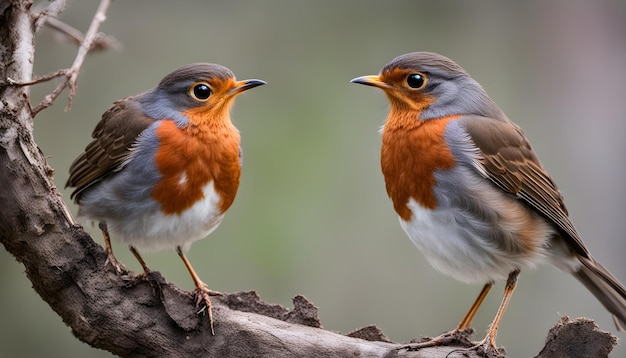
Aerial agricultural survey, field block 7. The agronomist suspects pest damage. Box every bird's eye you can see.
[407,73,427,89]
[190,82,212,101]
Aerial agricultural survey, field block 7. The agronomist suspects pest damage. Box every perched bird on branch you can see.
[67,63,265,334]
[352,51,626,353]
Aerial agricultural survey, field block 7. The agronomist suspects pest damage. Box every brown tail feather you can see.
[573,256,626,330]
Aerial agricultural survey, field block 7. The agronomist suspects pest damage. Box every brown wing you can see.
[463,116,590,258]
[66,96,156,202]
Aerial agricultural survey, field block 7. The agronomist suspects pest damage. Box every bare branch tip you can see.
[29,0,113,116]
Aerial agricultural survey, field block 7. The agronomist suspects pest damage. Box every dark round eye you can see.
[407,73,426,89]
[191,83,211,100]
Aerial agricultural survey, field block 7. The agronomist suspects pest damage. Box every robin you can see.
[66,63,265,334]
[351,52,626,351]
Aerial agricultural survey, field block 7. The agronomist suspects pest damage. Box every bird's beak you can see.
[350,75,389,89]
[230,79,266,95]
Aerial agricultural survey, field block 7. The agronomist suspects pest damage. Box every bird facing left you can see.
[65,63,266,334]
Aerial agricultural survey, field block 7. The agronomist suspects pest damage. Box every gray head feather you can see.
[138,63,236,126]
[385,52,507,121]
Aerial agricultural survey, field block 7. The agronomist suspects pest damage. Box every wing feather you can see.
[66,96,156,202]
[463,117,589,257]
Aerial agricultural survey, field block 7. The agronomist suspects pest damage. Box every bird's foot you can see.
[121,269,165,289]
[104,252,128,275]
[193,285,223,335]
[444,337,506,358]
[401,329,505,357]
[402,328,475,350]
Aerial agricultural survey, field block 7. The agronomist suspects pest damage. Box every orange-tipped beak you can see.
[350,75,390,89]
[229,79,266,95]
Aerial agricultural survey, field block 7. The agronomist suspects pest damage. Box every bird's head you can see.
[351,52,502,120]
[141,63,265,126]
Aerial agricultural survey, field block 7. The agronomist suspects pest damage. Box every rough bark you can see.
[0,1,617,357]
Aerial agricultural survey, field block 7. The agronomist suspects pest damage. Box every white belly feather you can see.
[112,180,224,252]
[400,197,553,283]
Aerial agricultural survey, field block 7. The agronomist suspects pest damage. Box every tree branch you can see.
[0,1,618,357]
[44,16,122,52]
[10,0,114,115]
[32,0,67,32]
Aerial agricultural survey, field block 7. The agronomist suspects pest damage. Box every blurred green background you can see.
[2,0,626,357]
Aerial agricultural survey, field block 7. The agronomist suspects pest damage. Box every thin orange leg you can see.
[176,246,220,335]
[129,246,151,273]
[402,271,520,354]
[436,271,519,357]
[457,282,493,330]
[98,221,127,274]
[405,282,494,350]
[481,269,519,348]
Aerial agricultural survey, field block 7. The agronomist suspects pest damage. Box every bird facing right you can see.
[351,51,626,352]
[66,63,265,334]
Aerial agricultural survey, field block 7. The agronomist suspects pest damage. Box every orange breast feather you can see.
[381,113,459,220]
[151,119,241,215]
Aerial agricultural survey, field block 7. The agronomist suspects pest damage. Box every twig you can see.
[7,69,69,86]
[32,0,68,32]
[45,16,122,52]
[27,0,114,116]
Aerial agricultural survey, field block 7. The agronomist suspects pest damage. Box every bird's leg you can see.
[478,270,519,349]
[129,246,153,276]
[402,282,493,351]
[98,221,127,274]
[445,270,520,357]
[176,246,221,335]
[457,282,493,330]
